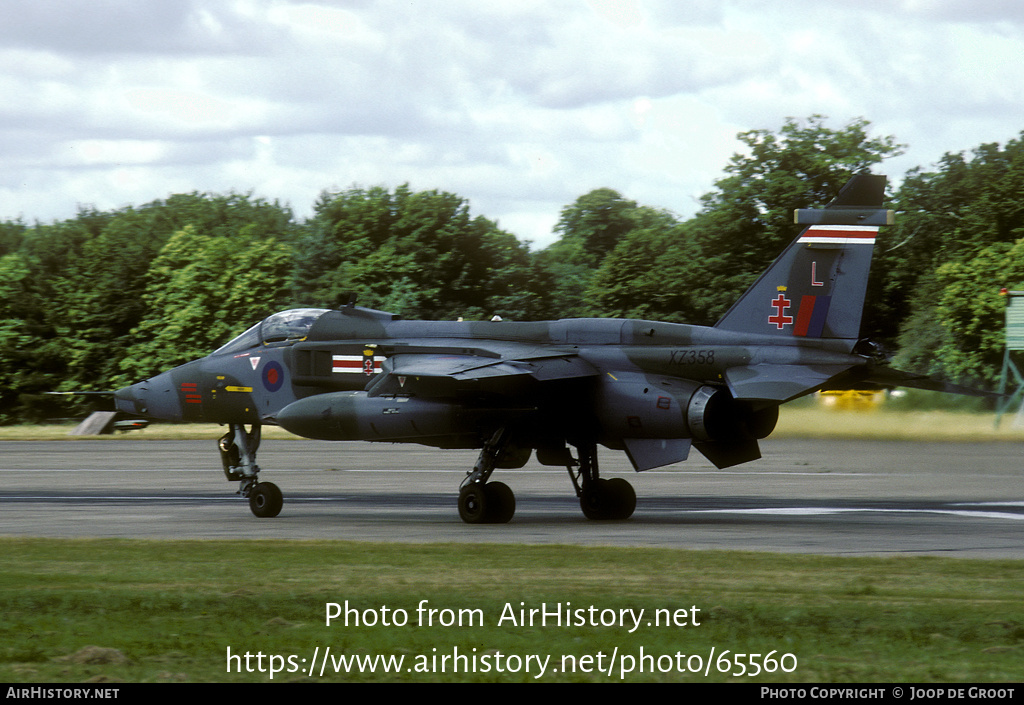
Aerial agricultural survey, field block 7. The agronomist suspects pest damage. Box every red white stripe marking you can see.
[332,355,381,374]
[799,225,877,244]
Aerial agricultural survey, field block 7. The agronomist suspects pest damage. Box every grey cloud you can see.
[0,0,283,55]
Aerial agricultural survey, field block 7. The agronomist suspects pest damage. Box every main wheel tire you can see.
[605,477,636,520]
[458,484,488,524]
[484,481,516,524]
[249,481,283,518]
[580,478,612,520]
[580,478,635,520]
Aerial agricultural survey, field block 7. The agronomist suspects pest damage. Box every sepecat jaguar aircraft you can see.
[114,174,982,524]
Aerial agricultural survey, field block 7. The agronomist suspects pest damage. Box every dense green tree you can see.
[53,194,297,387]
[0,252,54,422]
[293,185,547,320]
[549,188,646,267]
[537,189,678,317]
[889,136,1024,384]
[54,210,177,392]
[0,193,298,421]
[893,240,1024,387]
[583,222,698,322]
[119,225,294,382]
[0,210,116,421]
[868,134,1024,348]
[0,220,27,256]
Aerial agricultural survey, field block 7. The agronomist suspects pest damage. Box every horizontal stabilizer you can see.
[725,363,852,402]
[856,366,998,398]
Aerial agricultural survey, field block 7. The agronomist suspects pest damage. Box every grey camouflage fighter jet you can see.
[114,174,979,523]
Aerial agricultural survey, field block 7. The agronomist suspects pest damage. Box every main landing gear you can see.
[219,423,283,518]
[567,441,636,521]
[458,428,516,524]
[457,430,636,524]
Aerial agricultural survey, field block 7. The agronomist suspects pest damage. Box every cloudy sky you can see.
[2,0,1023,247]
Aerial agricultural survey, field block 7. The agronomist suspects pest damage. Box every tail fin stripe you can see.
[794,295,831,337]
[799,225,878,244]
[794,297,815,336]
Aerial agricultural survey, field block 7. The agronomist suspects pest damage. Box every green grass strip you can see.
[1,538,1021,682]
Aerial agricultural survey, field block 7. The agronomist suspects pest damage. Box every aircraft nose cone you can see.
[114,372,183,421]
[113,386,139,415]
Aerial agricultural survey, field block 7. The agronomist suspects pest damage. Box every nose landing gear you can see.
[219,423,283,518]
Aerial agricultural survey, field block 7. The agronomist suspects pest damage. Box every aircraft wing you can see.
[366,347,598,397]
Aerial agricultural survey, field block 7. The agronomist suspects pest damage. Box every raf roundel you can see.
[262,360,284,392]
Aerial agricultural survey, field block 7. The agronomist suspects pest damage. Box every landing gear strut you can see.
[455,432,636,523]
[567,441,636,520]
[458,428,516,524]
[219,423,283,518]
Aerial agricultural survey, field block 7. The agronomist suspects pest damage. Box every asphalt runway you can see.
[1,438,1023,557]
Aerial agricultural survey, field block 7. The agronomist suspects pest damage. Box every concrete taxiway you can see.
[1,438,1022,556]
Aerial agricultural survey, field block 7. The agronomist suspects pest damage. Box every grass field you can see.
[0,539,1022,683]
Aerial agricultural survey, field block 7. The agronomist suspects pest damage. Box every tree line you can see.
[2,115,1023,423]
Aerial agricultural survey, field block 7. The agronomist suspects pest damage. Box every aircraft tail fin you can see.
[714,174,891,341]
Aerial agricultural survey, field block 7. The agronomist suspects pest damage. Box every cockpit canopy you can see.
[212,308,329,355]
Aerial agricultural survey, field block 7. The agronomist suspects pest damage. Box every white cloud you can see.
[0,0,1022,246]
